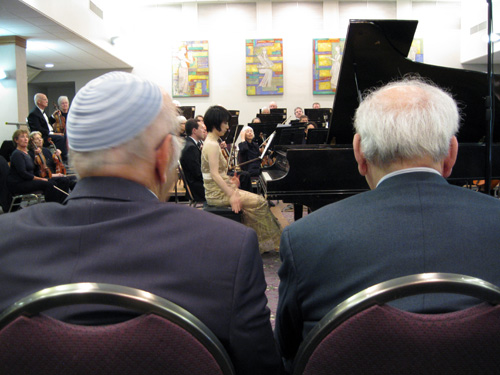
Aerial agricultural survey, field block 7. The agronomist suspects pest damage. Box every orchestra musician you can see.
[237,126,262,178]
[6,129,68,206]
[179,119,205,202]
[27,93,68,164]
[201,105,281,254]
[0,72,280,375]
[28,131,76,191]
[275,78,500,370]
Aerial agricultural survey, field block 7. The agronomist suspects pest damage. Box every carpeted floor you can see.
[264,202,308,329]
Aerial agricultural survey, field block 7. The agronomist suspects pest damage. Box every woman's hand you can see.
[230,174,240,188]
[229,190,241,213]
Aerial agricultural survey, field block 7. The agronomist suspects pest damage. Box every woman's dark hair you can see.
[204,105,231,132]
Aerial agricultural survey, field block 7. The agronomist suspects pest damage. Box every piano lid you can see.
[328,19,500,145]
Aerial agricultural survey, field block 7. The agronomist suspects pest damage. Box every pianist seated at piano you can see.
[237,126,262,178]
[275,78,500,371]
[201,105,281,254]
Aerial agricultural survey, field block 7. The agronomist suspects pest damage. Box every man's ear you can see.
[353,133,368,176]
[442,136,458,178]
[155,134,173,184]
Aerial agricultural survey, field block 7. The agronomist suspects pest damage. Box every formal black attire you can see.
[238,140,261,177]
[27,106,68,162]
[0,177,280,375]
[7,149,66,203]
[179,137,205,201]
[28,147,76,191]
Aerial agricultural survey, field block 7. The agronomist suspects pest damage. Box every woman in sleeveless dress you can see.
[201,106,281,253]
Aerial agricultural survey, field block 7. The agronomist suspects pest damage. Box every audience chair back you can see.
[293,273,500,375]
[0,283,235,375]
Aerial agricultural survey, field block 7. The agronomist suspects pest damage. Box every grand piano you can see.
[259,19,500,220]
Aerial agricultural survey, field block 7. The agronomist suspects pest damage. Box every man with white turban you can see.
[0,72,280,375]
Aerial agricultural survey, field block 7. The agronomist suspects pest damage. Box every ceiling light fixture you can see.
[45,63,54,68]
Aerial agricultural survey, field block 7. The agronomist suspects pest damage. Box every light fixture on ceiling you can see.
[110,36,120,46]
[45,63,54,68]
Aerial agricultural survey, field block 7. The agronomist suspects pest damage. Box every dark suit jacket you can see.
[275,172,500,366]
[27,106,55,139]
[180,137,205,201]
[0,177,279,375]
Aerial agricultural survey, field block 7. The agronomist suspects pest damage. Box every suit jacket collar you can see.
[66,176,159,203]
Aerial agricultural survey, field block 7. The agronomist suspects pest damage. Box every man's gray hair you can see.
[354,78,460,166]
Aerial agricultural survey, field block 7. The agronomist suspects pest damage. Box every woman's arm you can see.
[206,142,241,212]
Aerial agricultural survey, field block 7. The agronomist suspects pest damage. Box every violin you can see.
[52,102,66,134]
[31,140,52,179]
[47,137,66,175]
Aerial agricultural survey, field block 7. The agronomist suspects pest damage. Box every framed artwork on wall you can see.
[246,38,283,96]
[172,40,209,97]
[313,38,345,95]
[409,39,424,62]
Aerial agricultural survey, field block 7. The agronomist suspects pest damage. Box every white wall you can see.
[30,0,497,126]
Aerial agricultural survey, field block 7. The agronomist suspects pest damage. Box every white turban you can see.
[67,71,163,152]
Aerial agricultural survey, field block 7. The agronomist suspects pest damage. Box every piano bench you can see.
[203,203,242,223]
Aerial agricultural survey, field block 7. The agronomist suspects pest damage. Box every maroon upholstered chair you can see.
[0,283,235,375]
[292,273,500,375]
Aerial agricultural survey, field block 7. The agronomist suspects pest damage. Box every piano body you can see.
[260,19,500,219]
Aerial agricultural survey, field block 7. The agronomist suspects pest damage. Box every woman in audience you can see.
[7,129,67,204]
[201,105,281,253]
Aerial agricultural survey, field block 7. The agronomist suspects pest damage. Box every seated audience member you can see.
[269,101,278,110]
[294,107,304,119]
[299,115,309,123]
[27,93,68,163]
[202,105,281,254]
[28,131,76,191]
[303,122,317,143]
[312,102,321,109]
[7,129,67,204]
[261,106,271,114]
[180,119,205,201]
[252,117,261,124]
[0,72,280,375]
[275,78,500,370]
[238,126,261,178]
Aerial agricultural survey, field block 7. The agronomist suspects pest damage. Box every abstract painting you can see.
[246,38,283,96]
[408,39,424,62]
[172,40,209,97]
[313,38,345,95]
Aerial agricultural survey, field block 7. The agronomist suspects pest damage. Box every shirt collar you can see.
[376,167,441,188]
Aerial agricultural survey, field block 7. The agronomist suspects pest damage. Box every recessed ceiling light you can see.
[45,63,54,68]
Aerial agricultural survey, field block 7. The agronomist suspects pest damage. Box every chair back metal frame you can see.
[0,282,235,375]
[293,272,500,375]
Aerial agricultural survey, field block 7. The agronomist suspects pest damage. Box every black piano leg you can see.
[294,204,303,221]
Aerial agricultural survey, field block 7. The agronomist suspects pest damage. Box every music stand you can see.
[257,113,286,124]
[270,108,287,116]
[274,125,305,146]
[178,106,195,119]
[306,128,328,144]
[304,108,332,127]
[228,110,239,127]
[222,124,244,145]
